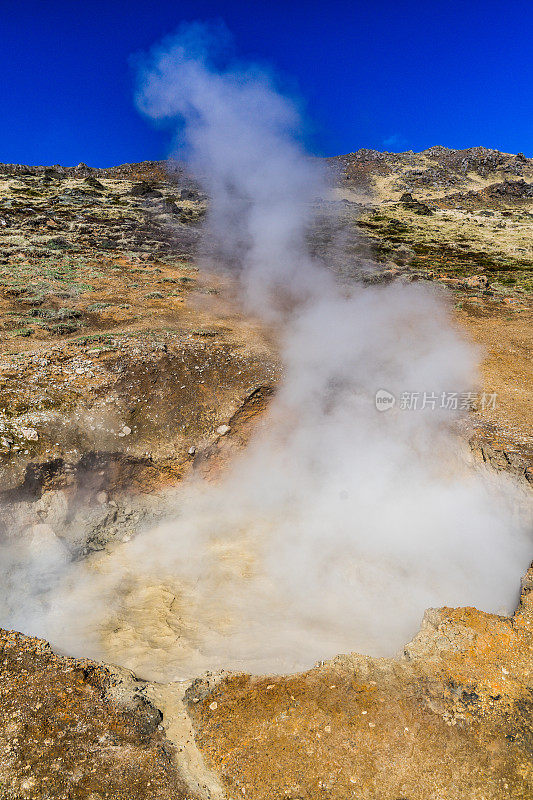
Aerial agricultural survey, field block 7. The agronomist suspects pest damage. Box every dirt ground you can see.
[457,299,533,467]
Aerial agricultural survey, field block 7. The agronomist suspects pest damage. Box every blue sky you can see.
[2,0,532,166]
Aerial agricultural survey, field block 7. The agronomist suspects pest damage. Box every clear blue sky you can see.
[2,0,532,166]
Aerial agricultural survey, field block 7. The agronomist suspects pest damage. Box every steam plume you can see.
[136,21,330,313]
[0,23,530,679]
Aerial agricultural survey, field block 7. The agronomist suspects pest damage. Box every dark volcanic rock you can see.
[131,181,164,198]
[178,188,201,200]
[487,178,533,199]
[84,175,105,191]
[399,191,434,214]
[440,178,533,207]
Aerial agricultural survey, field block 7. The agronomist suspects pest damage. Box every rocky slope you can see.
[328,145,533,198]
[0,148,532,798]
[330,147,533,473]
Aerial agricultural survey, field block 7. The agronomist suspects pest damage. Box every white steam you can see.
[0,24,531,679]
[136,21,329,313]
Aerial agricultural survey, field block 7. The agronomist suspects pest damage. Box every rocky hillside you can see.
[328,145,533,198]
[0,149,531,799]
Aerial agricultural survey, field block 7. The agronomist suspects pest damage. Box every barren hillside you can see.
[0,149,532,799]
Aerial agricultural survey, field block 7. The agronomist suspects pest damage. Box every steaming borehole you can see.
[22,415,529,685]
[1,283,531,681]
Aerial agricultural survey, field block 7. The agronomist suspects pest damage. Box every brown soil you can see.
[456,299,533,482]
[186,579,533,800]
[0,629,195,799]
